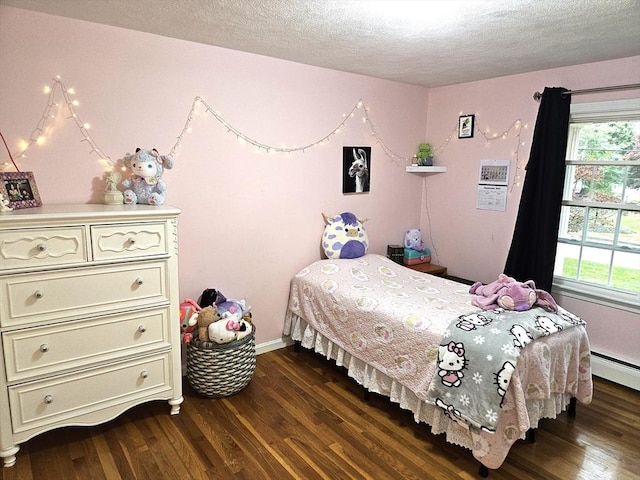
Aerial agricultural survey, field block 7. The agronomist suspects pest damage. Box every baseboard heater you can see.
[591,351,640,391]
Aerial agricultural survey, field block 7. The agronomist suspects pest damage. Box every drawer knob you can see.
[34,290,44,299]
[140,370,148,379]
[44,395,54,404]
[40,344,49,353]
[135,278,144,286]
[128,238,136,245]
[138,325,146,333]
[37,243,47,252]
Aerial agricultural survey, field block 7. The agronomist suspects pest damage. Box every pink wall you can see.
[423,56,640,365]
[0,6,428,346]
[1,6,638,366]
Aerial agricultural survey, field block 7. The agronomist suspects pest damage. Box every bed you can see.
[283,254,593,474]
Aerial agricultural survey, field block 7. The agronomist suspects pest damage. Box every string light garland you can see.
[169,97,412,167]
[475,118,529,190]
[4,76,529,185]
[4,76,114,171]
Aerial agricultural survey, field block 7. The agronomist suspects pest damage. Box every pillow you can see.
[322,212,369,259]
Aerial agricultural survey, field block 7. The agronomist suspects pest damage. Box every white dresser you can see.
[0,204,183,467]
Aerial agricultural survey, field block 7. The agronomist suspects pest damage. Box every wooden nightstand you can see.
[406,262,447,277]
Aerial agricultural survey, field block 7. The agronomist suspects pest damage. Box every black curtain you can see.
[504,87,571,291]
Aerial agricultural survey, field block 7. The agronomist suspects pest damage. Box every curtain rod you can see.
[532,83,640,102]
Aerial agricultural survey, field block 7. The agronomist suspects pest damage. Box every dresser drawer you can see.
[9,353,172,434]
[0,227,87,270]
[2,308,171,382]
[0,261,169,328]
[91,223,168,261]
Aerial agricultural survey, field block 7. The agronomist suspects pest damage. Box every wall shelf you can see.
[405,165,447,173]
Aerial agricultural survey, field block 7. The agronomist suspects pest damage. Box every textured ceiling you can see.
[2,0,639,87]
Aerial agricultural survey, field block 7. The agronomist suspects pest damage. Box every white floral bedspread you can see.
[284,254,593,469]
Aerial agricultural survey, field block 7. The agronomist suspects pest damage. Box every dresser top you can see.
[0,204,181,227]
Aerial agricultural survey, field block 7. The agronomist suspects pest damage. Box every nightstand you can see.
[406,262,447,277]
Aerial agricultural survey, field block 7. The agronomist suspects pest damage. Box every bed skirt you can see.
[284,310,583,469]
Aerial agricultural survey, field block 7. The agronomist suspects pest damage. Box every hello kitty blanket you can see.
[285,254,593,468]
[426,305,586,432]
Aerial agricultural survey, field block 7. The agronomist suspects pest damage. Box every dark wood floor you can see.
[2,346,639,480]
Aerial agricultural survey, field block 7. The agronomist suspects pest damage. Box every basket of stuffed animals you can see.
[186,326,256,398]
[184,294,256,398]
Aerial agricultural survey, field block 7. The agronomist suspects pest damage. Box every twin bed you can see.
[283,254,592,474]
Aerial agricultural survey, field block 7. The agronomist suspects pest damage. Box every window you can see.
[554,99,640,313]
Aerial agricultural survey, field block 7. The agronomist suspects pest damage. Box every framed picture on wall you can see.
[458,114,475,139]
[342,146,371,194]
[0,171,42,209]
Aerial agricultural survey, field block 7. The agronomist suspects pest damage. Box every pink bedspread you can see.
[284,254,593,469]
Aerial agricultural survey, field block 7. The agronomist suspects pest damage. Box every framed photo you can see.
[343,146,371,194]
[0,171,42,209]
[458,114,475,139]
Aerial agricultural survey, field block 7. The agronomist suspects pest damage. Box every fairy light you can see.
[10,76,114,170]
[473,117,529,191]
[168,96,413,167]
[10,76,531,182]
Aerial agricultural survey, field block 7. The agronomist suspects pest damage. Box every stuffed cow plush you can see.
[322,212,369,259]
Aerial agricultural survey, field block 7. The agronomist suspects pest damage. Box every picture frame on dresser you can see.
[0,171,42,209]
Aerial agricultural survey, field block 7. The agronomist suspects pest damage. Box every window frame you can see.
[553,98,640,314]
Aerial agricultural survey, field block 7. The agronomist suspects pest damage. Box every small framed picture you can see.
[343,146,371,194]
[458,114,475,139]
[0,171,42,209]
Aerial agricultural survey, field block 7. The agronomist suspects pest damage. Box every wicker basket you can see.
[186,327,256,398]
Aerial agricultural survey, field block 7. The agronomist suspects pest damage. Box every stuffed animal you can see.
[469,274,558,312]
[194,305,221,342]
[179,298,200,343]
[404,228,426,251]
[0,193,12,212]
[415,143,434,166]
[121,148,174,205]
[215,292,250,323]
[322,212,369,259]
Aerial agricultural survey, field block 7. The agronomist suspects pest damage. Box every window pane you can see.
[559,206,584,241]
[554,243,580,279]
[586,207,617,245]
[611,250,640,293]
[577,122,638,161]
[624,166,640,205]
[578,246,612,286]
[618,211,640,249]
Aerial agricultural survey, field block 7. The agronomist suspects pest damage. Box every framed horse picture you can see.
[342,146,371,194]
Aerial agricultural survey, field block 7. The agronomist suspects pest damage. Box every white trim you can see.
[591,354,640,391]
[553,277,640,315]
[256,338,293,355]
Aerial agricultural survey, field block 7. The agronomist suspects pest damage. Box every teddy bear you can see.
[121,148,174,205]
[404,228,426,252]
[192,305,220,342]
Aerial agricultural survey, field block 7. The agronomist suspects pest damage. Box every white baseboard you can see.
[256,338,292,355]
[591,353,640,391]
